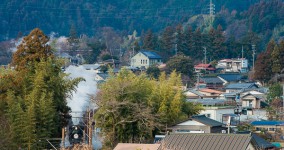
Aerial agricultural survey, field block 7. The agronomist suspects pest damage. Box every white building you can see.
[217,58,248,73]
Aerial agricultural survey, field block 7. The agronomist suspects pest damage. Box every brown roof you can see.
[114,143,160,150]
[158,133,251,150]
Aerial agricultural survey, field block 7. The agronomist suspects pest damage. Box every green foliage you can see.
[142,29,157,50]
[166,54,194,77]
[0,28,83,149]
[267,83,283,103]
[271,45,281,74]
[146,66,161,79]
[95,68,202,149]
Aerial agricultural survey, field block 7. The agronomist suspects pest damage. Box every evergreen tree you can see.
[166,54,194,77]
[67,24,80,56]
[193,28,204,60]
[212,25,227,60]
[184,26,194,57]
[142,29,156,50]
[175,24,186,55]
[160,26,175,60]
[12,28,54,71]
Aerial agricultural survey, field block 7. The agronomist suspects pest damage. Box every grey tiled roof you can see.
[218,74,245,82]
[200,77,224,84]
[191,115,223,127]
[158,133,252,150]
[226,83,258,89]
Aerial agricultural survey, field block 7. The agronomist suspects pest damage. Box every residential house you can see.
[225,83,259,93]
[251,121,284,134]
[131,50,162,69]
[158,133,275,150]
[101,59,120,68]
[217,58,248,73]
[169,115,227,133]
[194,63,216,73]
[218,73,247,84]
[241,93,263,109]
[184,88,223,99]
[198,77,224,90]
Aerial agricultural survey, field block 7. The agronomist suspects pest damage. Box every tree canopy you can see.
[0,28,82,149]
[94,68,202,149]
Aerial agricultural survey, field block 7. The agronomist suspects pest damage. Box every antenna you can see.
[175,44,177,55]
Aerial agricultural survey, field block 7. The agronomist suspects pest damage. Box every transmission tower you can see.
[209,0,215,16]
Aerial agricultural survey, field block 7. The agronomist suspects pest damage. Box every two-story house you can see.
[217,58,248,73]
[131,50,162,69]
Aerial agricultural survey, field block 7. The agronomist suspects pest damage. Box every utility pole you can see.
[252,44,256,71]
[203,47,207,64]
[242,45,244,59]
[175,44,177,55]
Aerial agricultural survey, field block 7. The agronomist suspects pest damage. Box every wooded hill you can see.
[0,0,273,40]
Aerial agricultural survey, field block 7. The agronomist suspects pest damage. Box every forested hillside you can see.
[0,0,263,40]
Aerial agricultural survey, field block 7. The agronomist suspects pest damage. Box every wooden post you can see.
[61,127,65,149]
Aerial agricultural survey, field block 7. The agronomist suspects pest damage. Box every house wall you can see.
[131,53,149,68]
[241,95,260,108]
[200,107,235,122]
[171,125,211,133]
[131,52,161,68]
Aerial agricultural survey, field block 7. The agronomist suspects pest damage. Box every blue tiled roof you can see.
[251,121,284,126]
[140,50,162,59]
[218,74,245,82]
[226,83,258,89]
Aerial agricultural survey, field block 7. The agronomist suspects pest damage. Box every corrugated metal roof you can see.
[158,133,251,150]
[226,83,258,89]
[251,121,284,126]
[140,50,162,59]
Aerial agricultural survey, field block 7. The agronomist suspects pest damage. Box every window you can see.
[141,60,142,64]
[146,60,147,64]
